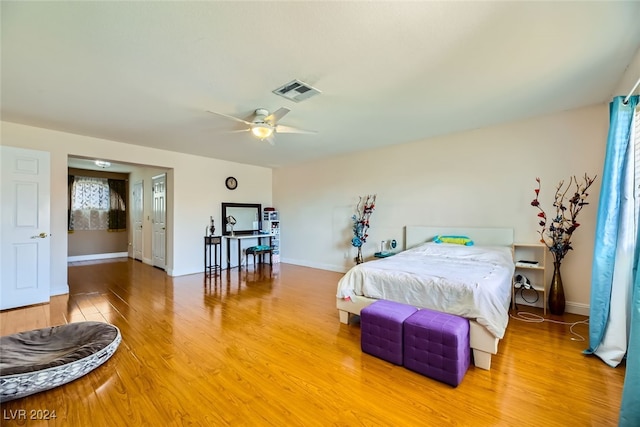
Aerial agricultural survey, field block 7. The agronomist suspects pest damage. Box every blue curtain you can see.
[583,95,638,426]
[620,246,640,425]
[586,95,638,350]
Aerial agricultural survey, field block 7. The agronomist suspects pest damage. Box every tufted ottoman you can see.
[403,308,470,387]
[360,300,418,365]
[245,245,273,269]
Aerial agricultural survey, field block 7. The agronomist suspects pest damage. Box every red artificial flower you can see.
[531,174,596,264]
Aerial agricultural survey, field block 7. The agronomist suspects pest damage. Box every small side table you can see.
[204,236,222,277]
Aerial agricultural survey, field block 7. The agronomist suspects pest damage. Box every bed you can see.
[336,226,515,370]
[0,321,121,402]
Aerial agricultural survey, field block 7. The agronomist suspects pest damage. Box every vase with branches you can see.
[351,194,376,264]
[530,173,597,314]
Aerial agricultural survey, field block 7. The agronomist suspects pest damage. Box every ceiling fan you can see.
[207,107,316,145]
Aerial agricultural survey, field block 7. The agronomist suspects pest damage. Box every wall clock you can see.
[225,176,238,190]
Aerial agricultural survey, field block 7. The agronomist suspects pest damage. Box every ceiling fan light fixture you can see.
[251,123,273,140]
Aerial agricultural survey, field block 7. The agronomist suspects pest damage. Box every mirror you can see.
[221,202,262,236]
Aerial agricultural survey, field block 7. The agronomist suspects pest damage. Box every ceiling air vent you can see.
[273,79,321,103]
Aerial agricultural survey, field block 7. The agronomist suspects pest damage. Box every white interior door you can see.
[1,146,51,310]
[132,180,143,261]
[152,174,166,269]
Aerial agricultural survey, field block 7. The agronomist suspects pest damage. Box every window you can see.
[68,176,126,231]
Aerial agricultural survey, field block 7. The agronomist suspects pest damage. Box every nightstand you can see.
[512,243,547,314]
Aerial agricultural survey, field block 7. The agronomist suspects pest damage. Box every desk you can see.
[225,234,274,270]
[204,236,222,277]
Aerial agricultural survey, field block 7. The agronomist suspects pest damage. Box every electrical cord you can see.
[509,311,589,341]
[515,286,539,304]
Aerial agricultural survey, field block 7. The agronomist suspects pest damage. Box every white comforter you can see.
[336,242,515,339]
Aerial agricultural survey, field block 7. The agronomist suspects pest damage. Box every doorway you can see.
[132,181,144,261]
[1,146,51,310]
[67,156,171,271]
[152,173,167,270]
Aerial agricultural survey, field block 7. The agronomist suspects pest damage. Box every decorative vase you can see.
[355,246,364,264]
[549,261,565,315]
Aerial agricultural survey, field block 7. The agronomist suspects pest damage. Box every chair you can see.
[245,245,273,269]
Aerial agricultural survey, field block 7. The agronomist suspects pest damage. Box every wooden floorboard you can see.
[0,259,625,426]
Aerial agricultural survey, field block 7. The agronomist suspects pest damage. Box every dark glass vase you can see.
[355,246,364,264]
[549,261,565,315]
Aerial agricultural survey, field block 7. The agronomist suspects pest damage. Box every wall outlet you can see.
[344,251,350,259]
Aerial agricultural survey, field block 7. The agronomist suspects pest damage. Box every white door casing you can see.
[132,181,143,261]
[1,146,51,310]
[152,174,166,270]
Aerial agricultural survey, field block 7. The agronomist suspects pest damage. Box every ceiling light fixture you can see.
[250,123,274,140]
[95,160,111,168]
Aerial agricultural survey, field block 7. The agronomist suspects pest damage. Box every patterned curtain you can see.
[108,179,127,231]
[70,177,110,230]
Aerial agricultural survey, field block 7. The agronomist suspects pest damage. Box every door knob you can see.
[31,232,48,239]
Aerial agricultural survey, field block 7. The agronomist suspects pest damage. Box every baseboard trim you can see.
[280,257,349,273]
[67,252,129,262]
[565,302,590,316]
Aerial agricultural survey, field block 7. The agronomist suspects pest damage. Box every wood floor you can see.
[1,259,625,426]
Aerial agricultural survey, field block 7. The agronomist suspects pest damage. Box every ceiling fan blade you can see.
[275,124,317,134]
[265,135,276,146]
[207,110,253,126]
[264,107,290,125]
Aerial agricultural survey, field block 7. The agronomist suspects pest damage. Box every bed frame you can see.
[337,225,514,370]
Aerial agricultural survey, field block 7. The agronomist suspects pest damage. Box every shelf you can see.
[263,210,281,265]
[515,264,545,270]
[515,283,545,292]
[512,243,547,315]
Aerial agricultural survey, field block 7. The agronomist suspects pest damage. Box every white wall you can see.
[612,47,640,98]
[1,122,273,293]
[274,104,608,315]
[4,44,636,311]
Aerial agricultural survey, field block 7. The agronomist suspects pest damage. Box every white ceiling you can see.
[2,1,640,169]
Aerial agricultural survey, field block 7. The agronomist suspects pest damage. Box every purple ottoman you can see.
[361,300,418,365]
[403,308,470,387]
